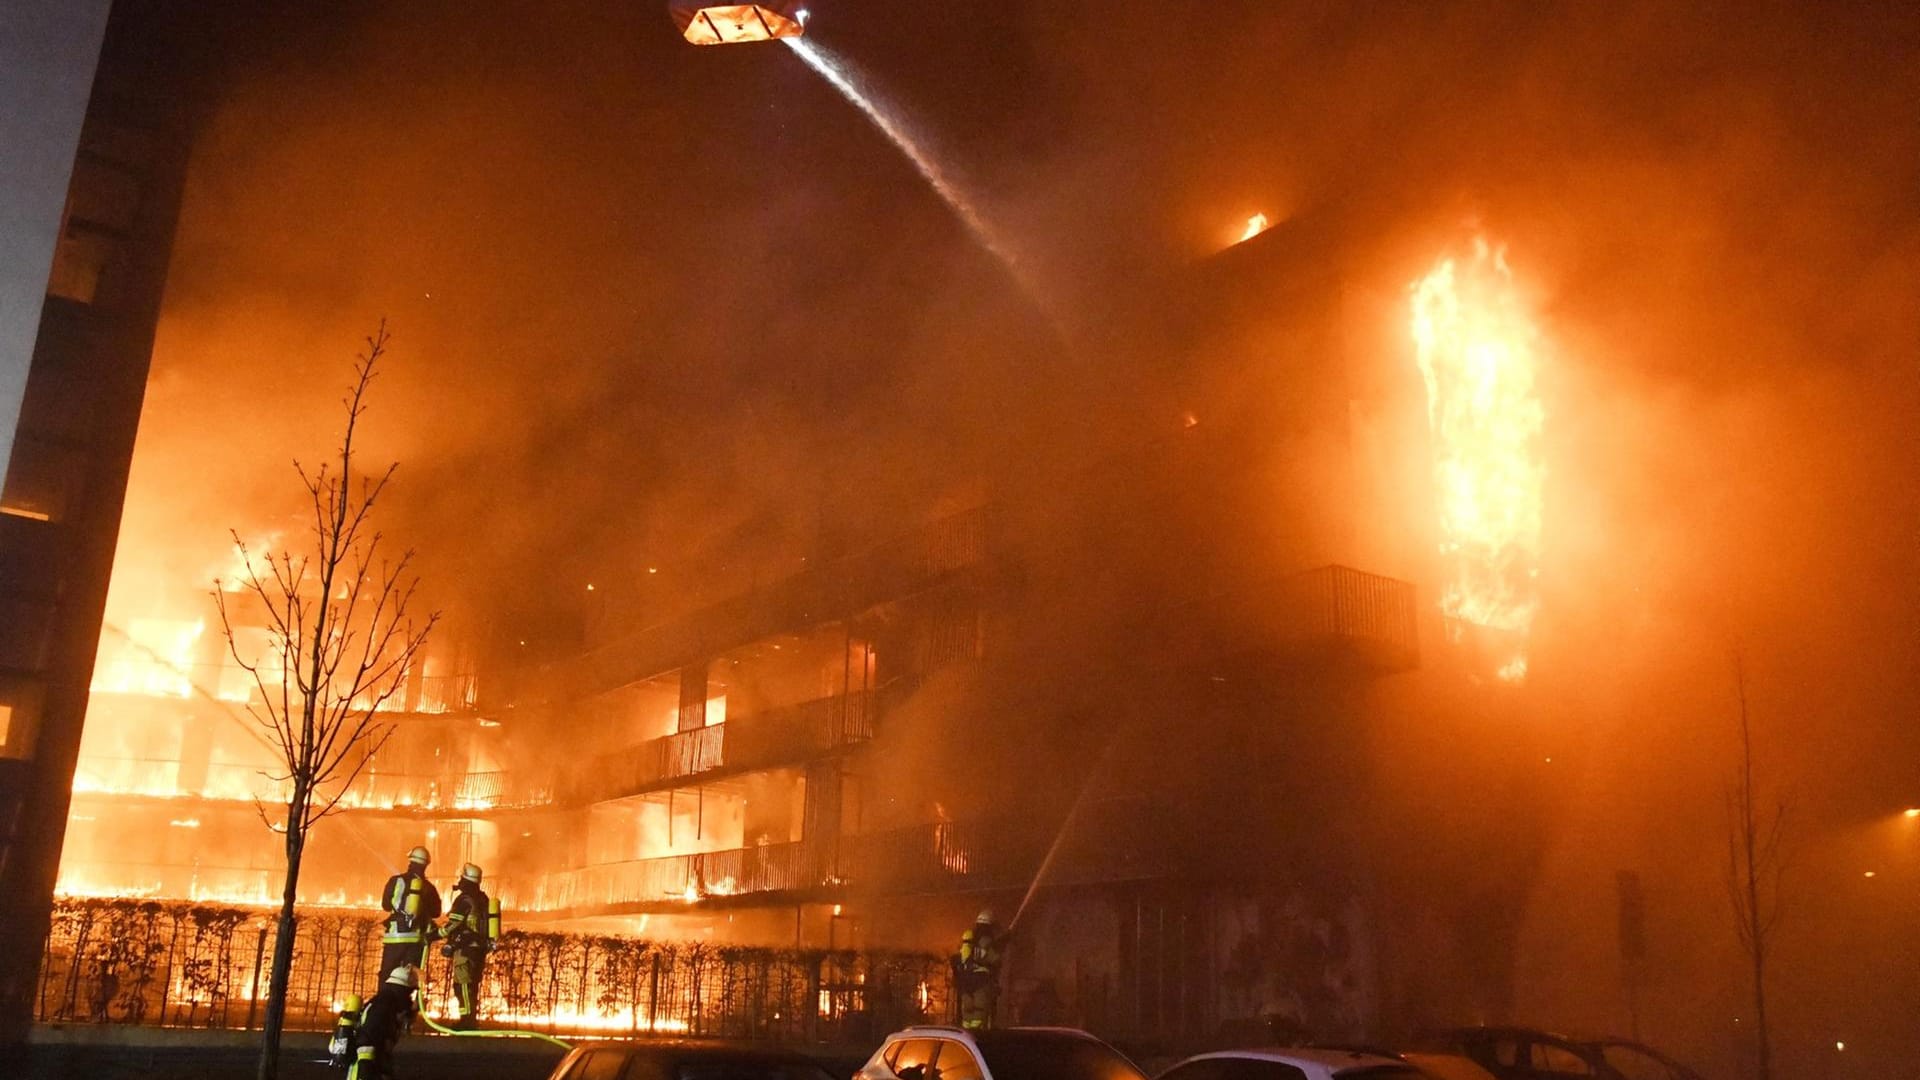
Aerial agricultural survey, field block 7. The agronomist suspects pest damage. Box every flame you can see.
[1239,213,1270,243]
[89,618,206,699]
[1410,237,1546,683]
[477,1005,688,1034]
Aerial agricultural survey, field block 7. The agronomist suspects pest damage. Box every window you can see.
[890,1040,940,1080]
[575,1050,633,1080]
[972,1033,1150,1080]
[677,1061,838,1080]
[555,1052,602,1080]
[931,1042,983,1080]
[1530,1043,1595,1076]
[1598,1046,1680,1080]
[0,679,44,761]
[1160,1059,1309,1080]
[1,436,86,524]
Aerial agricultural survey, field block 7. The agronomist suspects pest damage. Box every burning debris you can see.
[1410,237,1547,683]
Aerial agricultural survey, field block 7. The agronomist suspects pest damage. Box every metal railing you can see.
[567,690,874,805]
[504,842,812,914]
[35,897,950,1041]
[1285,565,1420,672]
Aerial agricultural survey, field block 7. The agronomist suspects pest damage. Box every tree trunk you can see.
[256,795,308,1080]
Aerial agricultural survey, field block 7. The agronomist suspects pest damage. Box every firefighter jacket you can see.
[350,982,416,1079]
[442,882,492,955]
[958,925,1001,976]
[380,867,442,947]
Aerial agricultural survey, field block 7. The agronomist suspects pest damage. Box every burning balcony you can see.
[564,688,873,804]
[1179,564,1419,676]
[551,505,992,703]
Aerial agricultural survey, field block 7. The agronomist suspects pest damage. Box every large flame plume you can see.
[1409,238,1546,683]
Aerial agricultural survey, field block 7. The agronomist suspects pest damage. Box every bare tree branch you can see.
[214,321,438,1080]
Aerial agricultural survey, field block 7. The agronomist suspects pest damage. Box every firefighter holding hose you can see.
[379,846,442,976]
[953,909,1003,1031]
[440,862,499,1029]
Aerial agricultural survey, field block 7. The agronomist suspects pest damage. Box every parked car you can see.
[1419,1027,1703,1080]
[856,1025,1148,1080]
[1156,1048,1430,1080]
[547,1042,843,1080]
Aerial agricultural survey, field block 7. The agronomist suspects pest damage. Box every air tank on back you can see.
[669,3,808,45]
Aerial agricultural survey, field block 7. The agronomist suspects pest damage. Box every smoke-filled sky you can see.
[110,1,1920,1071]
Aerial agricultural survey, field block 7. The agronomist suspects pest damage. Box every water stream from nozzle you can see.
[783,36,1038,304]
[1007,733,1122,934]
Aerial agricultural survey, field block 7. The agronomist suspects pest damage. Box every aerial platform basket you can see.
[670,3,807,45]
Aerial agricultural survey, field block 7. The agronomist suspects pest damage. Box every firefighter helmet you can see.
[386,966,418,988]
[976,908,996,924]
[460,862,483,885]
[342,993,362,1013]
[407,845,431,866]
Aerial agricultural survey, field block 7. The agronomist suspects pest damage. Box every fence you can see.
[37,897,950,1042]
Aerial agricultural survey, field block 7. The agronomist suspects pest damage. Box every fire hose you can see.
[411,940,573,1051]
[415,998,573,1050]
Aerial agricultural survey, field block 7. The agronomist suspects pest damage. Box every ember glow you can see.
[1240,212,1270,243]
[1409,238,1546,682]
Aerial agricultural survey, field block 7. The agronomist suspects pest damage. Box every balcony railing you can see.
[1289,564,1419,671]
[505,841,813,914]
[566,690,873,805]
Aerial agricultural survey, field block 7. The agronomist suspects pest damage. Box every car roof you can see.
[1183,1048,1412,1071]
[886,1026,1110,1044]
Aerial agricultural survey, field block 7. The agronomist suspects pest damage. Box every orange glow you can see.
[1238,212,1270,244]
[1410,237,1546,683]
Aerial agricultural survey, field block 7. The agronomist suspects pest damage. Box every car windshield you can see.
[679,1062,840,1080]
[1595,1045,1682,1080]
[972,1032,1147,1080]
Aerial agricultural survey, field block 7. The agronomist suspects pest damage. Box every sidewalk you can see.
[27,1023,568,1080]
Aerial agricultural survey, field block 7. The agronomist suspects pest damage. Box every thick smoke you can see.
[103,1,1920,1074]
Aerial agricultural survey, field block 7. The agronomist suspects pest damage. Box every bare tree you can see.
[1725,656,1788,1080]
[213,322,438,1080]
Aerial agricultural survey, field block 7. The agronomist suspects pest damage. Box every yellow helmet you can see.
[342,993,362,1012]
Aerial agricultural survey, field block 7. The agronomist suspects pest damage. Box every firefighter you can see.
[379,846,442,977]
[954,908,1002,1031]
[348,967,419,1080]
[439,862,495,1029]
[327,992,363,1070]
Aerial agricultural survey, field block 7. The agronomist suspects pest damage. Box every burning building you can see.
[45,195,1558,1047]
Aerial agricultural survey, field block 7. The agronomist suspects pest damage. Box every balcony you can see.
[1282,564,1420,673]
[564,689,873,805]
[1192,564,1419,676]
[540,506,992,702]
[506,841,815,915]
